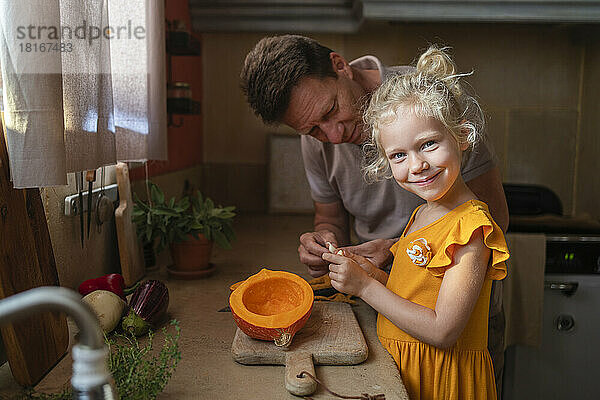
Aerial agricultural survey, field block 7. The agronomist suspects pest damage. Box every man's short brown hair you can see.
[240,35,337,124]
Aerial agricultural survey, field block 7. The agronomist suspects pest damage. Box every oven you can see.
[503,234,600,399]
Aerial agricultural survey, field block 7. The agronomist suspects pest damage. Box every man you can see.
[241,35,509,393]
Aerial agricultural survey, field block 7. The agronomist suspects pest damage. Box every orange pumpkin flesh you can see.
[229,269,314,347]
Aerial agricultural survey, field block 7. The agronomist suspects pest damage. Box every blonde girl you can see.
[322,46,509,400]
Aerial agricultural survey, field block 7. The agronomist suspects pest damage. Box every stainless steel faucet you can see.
[0,286,118,399]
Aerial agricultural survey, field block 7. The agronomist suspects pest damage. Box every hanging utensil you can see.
[95,166,112,233]
[76,171,84,248]
[85,169,96,238]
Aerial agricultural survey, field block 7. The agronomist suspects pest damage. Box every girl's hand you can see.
[344,251,382,279]
[322,251,373,297]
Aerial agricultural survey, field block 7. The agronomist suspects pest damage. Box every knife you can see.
[85,170,96,238]
[76,171,84,248]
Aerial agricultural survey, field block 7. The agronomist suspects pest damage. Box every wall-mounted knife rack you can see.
[64,183,119,216]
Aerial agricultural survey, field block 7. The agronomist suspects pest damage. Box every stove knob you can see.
[556,314,575,332]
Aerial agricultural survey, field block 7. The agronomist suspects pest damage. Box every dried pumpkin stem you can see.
[274,330,292,347]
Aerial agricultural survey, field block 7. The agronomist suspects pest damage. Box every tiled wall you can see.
[202,23,600,218]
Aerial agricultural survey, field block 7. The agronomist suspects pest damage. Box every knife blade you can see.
[76,171,84,248]
[85,170,96,238]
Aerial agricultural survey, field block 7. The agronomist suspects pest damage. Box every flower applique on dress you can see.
[406,238,432,267]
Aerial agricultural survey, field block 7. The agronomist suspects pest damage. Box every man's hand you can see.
[341,238,396,270]
[298,230,339,277]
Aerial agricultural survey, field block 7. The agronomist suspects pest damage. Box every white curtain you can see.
[0,0,167,188]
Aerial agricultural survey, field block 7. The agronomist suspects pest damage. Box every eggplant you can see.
[121,280,169,336]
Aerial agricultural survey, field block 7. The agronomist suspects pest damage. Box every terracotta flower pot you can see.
[167,234,216,279]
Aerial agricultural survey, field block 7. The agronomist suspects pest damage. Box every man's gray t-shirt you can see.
[300,55,496,243]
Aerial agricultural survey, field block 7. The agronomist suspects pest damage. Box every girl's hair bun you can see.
[416,46,456,79]
[416,45,461,95]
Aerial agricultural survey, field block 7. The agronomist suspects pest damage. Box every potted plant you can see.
[132,182,236,279]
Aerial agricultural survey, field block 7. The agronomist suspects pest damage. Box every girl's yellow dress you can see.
[377,200,509,400]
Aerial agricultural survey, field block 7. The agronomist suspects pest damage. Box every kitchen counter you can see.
[0,214,408,399]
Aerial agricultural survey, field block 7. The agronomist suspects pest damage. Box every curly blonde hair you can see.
[362,45,485,183]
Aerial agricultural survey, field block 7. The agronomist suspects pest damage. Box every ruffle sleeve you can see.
[389,239,401,255]
[425,210,509,280]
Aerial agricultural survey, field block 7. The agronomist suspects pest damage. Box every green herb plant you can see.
[16,320,181,400]
[108,320,181,399]
[132,182,236,253]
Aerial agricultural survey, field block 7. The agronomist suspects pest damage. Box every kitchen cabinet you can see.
[128,19,204,181]
[166,25,201,127]
[188,0,600,33]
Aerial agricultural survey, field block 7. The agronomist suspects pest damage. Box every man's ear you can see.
[330,52,353,80]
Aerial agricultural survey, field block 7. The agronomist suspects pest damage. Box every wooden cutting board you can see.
[232,302,368,396]
[0,125,69,385]
[115,162,145,287]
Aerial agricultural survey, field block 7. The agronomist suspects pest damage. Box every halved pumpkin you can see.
[229,269,314,347]
[229,280,243,292]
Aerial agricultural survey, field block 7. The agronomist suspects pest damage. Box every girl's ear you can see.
[458,119,470,151]
[330,52,353,80]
